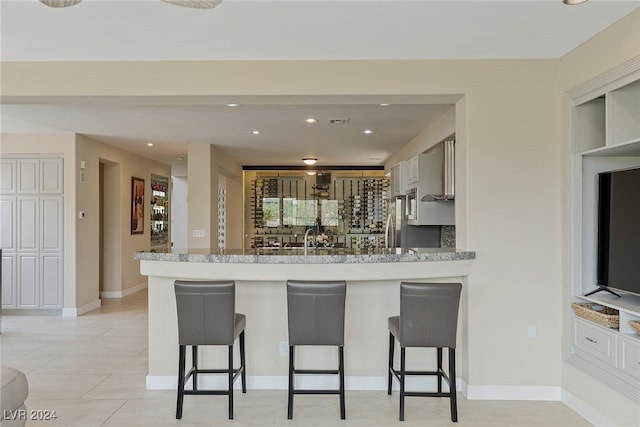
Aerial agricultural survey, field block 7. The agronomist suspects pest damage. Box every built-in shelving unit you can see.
[150,175,169,250]
[566,56,640,401]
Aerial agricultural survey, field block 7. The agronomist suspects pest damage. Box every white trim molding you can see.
[561,389,616,427]
[145,375,610,424]
[62,298,101,317]
[465,385,561,401]
[101,281,148,299]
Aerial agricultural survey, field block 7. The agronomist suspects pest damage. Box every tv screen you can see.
[597,167,640,296]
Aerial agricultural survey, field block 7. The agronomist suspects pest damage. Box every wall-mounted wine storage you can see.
[245,171,389,249]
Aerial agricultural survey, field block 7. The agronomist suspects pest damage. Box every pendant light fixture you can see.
[162,0,223,8]
[39,0,82,7]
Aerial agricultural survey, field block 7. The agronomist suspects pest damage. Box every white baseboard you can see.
[101,282,147,299]
[62,299,101,317]
[561,389,616,427]
[466,385,561,401]
[145,375,609,425]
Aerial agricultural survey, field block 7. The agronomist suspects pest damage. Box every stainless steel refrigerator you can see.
[386,196,441,248]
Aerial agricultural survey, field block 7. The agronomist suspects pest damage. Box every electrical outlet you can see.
[279,341,288,357]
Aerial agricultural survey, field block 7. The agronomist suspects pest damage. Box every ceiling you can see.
[1,0,639,167]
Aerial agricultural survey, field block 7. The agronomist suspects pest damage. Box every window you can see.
[320,199,339,226]
[283,198,317,226]
[262,197,280,227]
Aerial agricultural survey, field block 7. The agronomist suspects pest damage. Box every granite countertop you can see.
[134,247,475,264]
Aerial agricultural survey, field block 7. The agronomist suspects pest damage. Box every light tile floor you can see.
[1,289,592,427]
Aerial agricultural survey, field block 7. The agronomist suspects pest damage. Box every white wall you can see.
[558,10,640,427]
[2,10,639,421]
[171,176,188,249]
[0,134,77,310]
[0,59,563,388]
[0,134,171,311]
[75,135,171,307]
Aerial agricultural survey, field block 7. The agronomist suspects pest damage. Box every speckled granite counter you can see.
[134,247,475,264]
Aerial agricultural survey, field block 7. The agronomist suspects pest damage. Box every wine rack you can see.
[248,172,389,249]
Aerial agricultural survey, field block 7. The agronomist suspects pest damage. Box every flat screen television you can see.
[588,167,640,297]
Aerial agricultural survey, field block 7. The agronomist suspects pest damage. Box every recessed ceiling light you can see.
[363,129,374,134]
[302,158,318,165]
[147,143,154,147]
[305,118,318,123]
[226,103,239,107]
[251,130,262,135]
[379,103,391,107]
[563,0,587,4]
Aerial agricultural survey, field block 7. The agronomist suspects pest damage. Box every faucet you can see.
[304,227,316,256]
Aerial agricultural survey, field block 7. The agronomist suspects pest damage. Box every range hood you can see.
[421,139,455,202]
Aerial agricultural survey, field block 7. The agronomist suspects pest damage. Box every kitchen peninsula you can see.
[136,247,474,390]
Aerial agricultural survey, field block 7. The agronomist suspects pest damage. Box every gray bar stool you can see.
[286,279,347,420]
[388,282,462,422]
[174,280,246,420]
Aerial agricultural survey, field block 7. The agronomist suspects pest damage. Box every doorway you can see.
[99,160,121,298]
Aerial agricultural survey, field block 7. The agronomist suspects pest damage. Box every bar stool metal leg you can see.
[240,331,247,393]
[228,344,234,420]
[176,345,186,419]
[399,347,406,422]
[339,346,346,420]
[287,345,295,420]
[388,333,395,395]
[437,347,442,393]
[192,346,198,391]
[449,348,458,422]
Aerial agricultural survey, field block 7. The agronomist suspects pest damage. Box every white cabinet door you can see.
[40,159,64,194]
[618,335,640,378]
[17,159,39,194]
[2,254,17,308]
[0,197,16,251]
[390,162,406,197]
[406,156,419,188]
[0,159,16,194]
[18,197,38,252]
[573,318,617,367]
[41,197,63,252]
[18,254,38,308]
[41,254,62,308]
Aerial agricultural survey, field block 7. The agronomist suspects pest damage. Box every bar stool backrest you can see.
[400,282,462,348]
[174,280,236,346]
[287,280,346,346]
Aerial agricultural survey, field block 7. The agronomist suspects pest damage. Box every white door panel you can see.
[0,159,16,194]
[41,197,63,252]
[18,254,38,308]
[0,197,16,250]
[40,159,63,194]
[18,159,39,193]
[18,197,38,251]
[41,254,62,308]
[2,254,17,308]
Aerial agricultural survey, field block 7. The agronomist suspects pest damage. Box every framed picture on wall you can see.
[131,177,145,235]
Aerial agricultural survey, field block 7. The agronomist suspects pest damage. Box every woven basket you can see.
[630,320,640,336]
[572,302,619,329]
